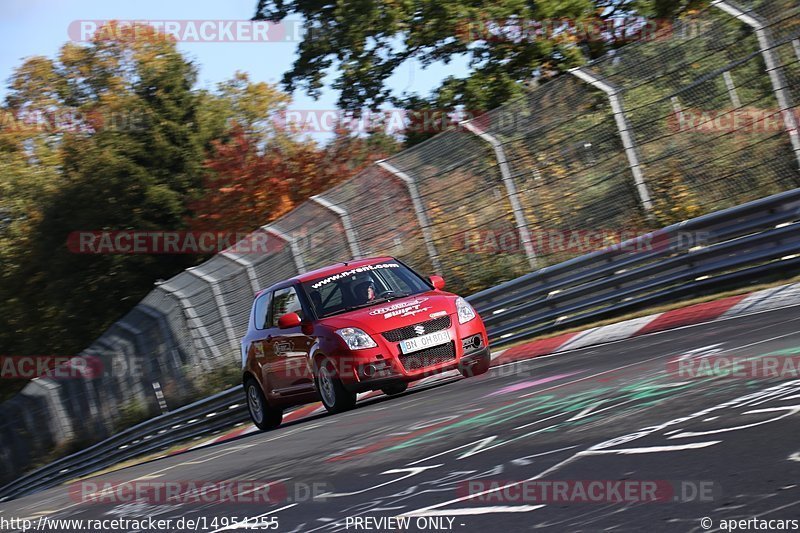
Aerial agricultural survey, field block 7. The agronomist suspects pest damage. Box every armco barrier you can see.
[472,187,800,346]
[1,187,799,502]
[0,387,246,502]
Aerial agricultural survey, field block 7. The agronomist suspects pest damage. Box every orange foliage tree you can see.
[189,123,399,232]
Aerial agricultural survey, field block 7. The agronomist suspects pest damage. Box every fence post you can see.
[712,0,800,171]
[136,304,184,376]
[460,120,539,270]
[570,67,655,217]
[186,267,239,355]
[722,71,742,108]
[377,160,443,273]
[157,283,222,369]
[221,252,261,295]
[22,379,74,444]
[310,194,362,259]
[262,225,307,274]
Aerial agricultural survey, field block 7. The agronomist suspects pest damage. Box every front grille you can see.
[398,342,456,372]
[382,316,452,342]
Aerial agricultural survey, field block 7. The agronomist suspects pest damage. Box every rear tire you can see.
[381,382,408,396]
[316,358,357,413]
[459,352,491,378]
[245,378,283,431]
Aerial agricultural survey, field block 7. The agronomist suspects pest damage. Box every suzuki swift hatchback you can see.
[241,257,491,430]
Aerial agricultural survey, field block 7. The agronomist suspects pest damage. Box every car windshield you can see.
[301,261,431,318]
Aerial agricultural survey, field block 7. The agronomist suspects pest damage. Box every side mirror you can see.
[278,312,302,329]
[429,275,445,290]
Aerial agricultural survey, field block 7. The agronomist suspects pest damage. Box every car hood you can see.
[320,291,458,334]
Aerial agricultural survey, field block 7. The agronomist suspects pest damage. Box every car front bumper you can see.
[337,317,490,392]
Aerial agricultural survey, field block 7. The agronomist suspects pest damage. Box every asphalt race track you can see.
[3,305,800,532]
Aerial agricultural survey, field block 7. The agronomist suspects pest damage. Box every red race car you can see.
[241,257,491,430]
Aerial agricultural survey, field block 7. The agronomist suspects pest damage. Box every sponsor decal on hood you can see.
[369,297,431,319]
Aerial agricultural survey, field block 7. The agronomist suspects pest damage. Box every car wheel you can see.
[245,378,283,431]
[459,352,491,378]
[381,382,408,396]
[316,359,357,414]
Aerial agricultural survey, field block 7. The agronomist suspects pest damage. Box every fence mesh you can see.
[2,0,800,486]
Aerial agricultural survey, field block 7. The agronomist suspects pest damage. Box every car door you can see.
[267,285,314,395]
[247,291,280,396]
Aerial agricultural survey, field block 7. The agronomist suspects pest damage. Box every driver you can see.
[353,279,377,305]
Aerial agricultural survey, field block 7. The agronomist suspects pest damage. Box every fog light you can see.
[462,334,483,353]
[360,359,393,379]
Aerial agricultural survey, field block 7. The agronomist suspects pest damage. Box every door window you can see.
[270,286,305,327]
[253,292,271,330]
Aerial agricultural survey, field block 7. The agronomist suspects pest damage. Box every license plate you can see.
[399,330,450,354]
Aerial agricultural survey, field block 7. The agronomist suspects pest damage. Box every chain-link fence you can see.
[1,0,799,486]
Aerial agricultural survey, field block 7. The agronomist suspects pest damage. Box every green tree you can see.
[0,24,208,356]
[254,0,708,117]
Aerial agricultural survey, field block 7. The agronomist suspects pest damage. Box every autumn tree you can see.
[189,116,400,232]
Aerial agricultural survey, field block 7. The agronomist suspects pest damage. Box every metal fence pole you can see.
[221,252,261,296]
[570,67,655,217]
[310,194,362,259]
[22,380,74,444]
[186,268,239,355]
[110,320,153,411]
[376,160,443,273]
[136,304,184,376]
[157,283,222,369]
[460,120,539,270]
[722,71,742,108]
[713,0,800,171]
[262,225,307,274]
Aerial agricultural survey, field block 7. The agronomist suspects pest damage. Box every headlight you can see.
[336,327,378,350]
[456,297,476,324]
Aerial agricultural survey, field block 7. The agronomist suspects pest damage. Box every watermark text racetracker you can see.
[669,108,800,134]
[0,354,160,380]
[669,353,800,379]
[70,479,329,505]
[69,19,305,43]
[454,15,710,44]
[454,228,711,255]
[68,231,286,255]
[0,108,147,134]
[457,479,719,504]
[0,355,102,380]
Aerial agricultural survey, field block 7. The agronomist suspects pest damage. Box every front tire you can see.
[316,358,357,413]
[245,378,283,431]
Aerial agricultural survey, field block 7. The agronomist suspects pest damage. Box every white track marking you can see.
[580,442,721,454]
[318,466,442,498]
[668,405,800,439]
[407,505,545,516]
[401,381,799,518]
